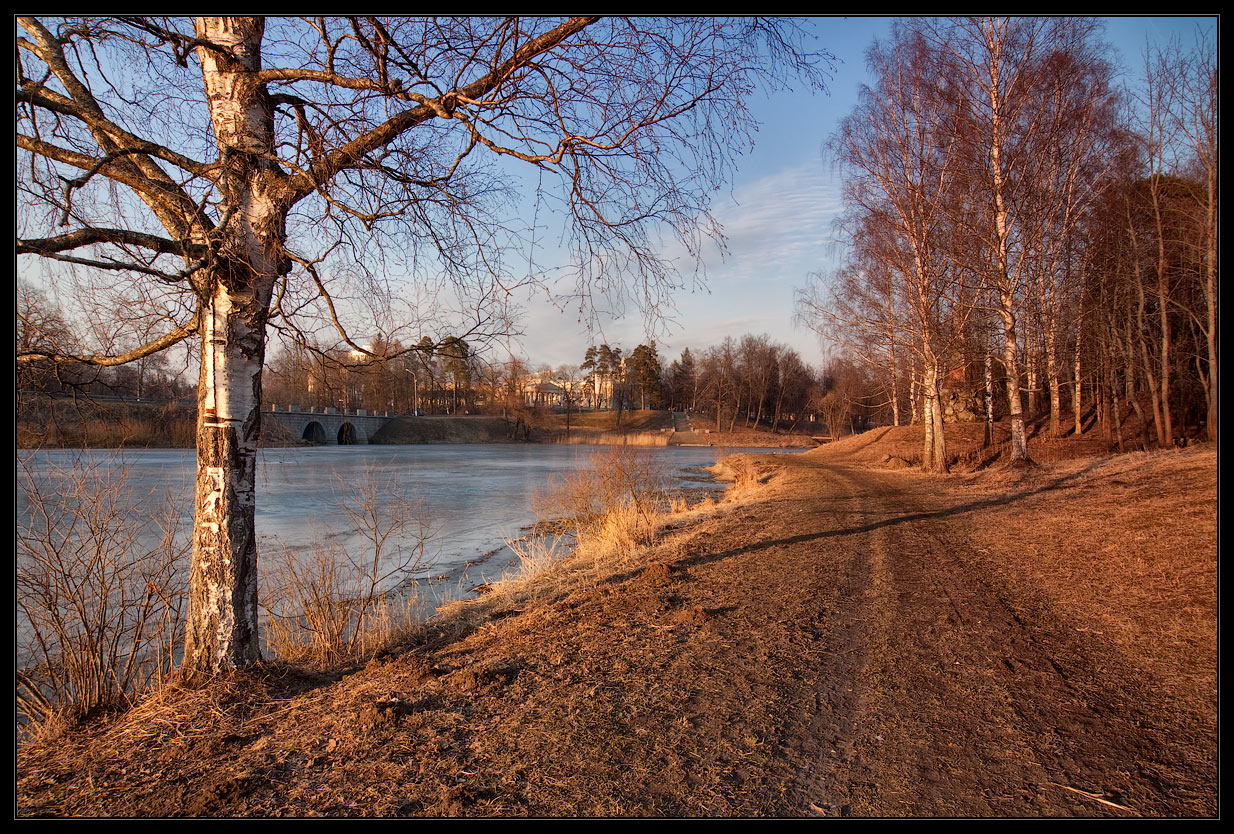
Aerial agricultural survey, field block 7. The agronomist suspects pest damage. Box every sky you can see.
[508,15,1218,371]
[20,16,1216,379]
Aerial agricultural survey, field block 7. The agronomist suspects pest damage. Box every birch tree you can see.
[925,16,1115,463]
[829,21,965,471]
[1139,31,1218,441]
[16,16,829,675]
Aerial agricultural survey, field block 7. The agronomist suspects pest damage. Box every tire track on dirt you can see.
[788,462,1214,817]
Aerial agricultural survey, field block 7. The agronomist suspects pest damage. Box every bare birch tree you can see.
[16,16,830,675]
[922,16,1116,463]
[827,21,965,471]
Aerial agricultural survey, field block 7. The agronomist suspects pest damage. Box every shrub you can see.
[16,452,189,736]
[486,446,668,601]
[534,444,666,539]
[260,468,434,665]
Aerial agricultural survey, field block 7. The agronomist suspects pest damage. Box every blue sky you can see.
[512,15,1218,371]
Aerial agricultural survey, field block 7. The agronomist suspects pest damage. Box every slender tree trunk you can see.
[987,77,1028,461]
[1119,315,1151,452]
[1204,179,1217,441]
[889,340,901,427]
[921,351,948,473]
[1046,328,1061,437]
[1125,208,1166,447]
[1025,318,1038,418]
[1152,190,1174,445]
[985,353,994,448]
[1073,326,1083,436]
[998,299,1029,463]
[184,17,288,676]
[1101,344,1117,450]
[1133,273,1164,447]
[1110,379,1124,453]
[910,371,921,426]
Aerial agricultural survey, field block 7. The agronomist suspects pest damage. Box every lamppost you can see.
[405,365,418,415]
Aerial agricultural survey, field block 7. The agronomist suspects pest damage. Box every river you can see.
[17,444,801,609]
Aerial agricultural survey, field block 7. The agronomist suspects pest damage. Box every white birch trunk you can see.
[184,17,288,675]
[889,340,900,427]
[983,19,1029,463]
[985,353,994,448]
[999,300,1029,463]
[921,352,947,473]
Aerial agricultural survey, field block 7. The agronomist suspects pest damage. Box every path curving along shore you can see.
[17,444,1216,817]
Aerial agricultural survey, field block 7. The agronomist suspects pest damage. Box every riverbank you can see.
[16,396,197,449]
[372,411,819,448]
[18,402,817,450]
[16,432,1216,817]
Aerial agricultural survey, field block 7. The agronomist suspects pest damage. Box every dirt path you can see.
[764,458,1215,816]
[16,448,1217,817]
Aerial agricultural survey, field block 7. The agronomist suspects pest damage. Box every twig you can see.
[1049,782,1134,812]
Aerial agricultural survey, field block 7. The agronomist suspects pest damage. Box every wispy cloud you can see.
[659,161,843,283]
[513,160,843,367]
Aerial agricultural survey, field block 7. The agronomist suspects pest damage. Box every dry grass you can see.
[552,429,670,445]
[533,445,666,536]
[452,446,702,617]
[953,445,1218,699]
[259,469,434,667]
[17,397,197,449]
[705,452,780,499]
[14,434,1216,817]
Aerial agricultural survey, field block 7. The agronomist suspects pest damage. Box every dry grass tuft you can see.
[708,453,775,499]
[259,468,433,668]
[477,446,678,609]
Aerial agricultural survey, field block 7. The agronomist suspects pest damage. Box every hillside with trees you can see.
[797,19,1216,470]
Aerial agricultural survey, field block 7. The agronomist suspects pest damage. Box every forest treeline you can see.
[259,333,852,437]
[18,19,1214,462]
[795,19,1216,470]
[17,289,861,443]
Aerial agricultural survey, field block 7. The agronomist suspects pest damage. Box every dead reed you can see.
[259,468,435,666]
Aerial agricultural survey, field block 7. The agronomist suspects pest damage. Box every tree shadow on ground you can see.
[673,458,1108,573]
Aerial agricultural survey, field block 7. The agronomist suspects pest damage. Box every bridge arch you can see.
[265,405,386,445]
[336,421,367,445]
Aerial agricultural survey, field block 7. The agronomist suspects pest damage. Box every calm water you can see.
[17,444,801,604]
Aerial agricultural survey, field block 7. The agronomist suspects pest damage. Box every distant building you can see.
[522,377,566,407]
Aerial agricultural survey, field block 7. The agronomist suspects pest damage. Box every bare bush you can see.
[485,446,670,601]
[260,470,434,665]
[16,453,190,735]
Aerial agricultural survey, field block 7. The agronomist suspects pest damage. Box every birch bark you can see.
[184,17,289,674]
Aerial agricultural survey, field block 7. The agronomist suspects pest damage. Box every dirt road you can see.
[16,448,1217,817]
[724,455,1217,817]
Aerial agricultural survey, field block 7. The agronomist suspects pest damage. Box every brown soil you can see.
[16,429,1217,818]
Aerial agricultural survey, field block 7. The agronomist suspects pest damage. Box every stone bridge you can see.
[264,403,399,445]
